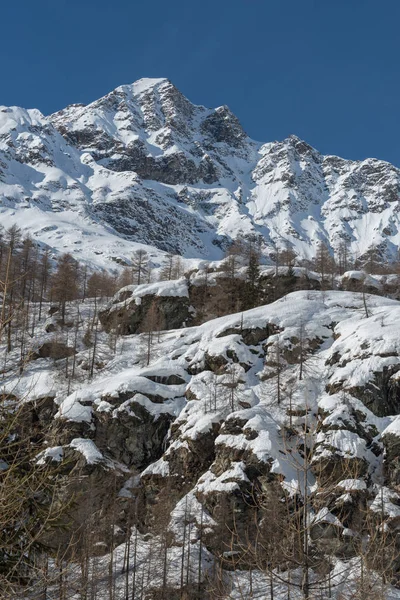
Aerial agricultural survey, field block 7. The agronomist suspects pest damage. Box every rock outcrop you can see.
[6,288,400,593]
[99,279,192,334]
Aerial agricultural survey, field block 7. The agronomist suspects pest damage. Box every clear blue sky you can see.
[1,0,399,164]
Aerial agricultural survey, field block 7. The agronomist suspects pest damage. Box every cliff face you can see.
[1,78,400,269]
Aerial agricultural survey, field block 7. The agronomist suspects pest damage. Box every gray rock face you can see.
[382,431,400,487]
[34,341,77,360]
[200,105,247,148]
[349,366,400,417]
[35,390,177,553]
[99,288,192,335]
[42,449,127,554]
[94,399,172,469]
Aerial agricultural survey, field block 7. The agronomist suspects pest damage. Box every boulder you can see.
[94,399,173,468]
[99,281,192,335]
[34,341,77,360]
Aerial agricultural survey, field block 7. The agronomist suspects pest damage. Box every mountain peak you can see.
[2,79,400,268]
[117,77,171,97]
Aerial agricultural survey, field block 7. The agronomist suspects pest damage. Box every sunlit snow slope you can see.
[1,78,400,268]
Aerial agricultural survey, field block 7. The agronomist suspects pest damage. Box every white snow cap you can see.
[119,78,169,96]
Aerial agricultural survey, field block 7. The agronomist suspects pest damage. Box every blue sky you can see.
[1,0,399,164]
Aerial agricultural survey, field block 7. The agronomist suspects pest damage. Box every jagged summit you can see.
[119,76,170,94]
[0,77,399,268]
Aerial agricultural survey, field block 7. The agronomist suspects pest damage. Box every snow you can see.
[69,438,104,465]
[0,105,46,134]
[141,457,170,477]
[130,77,169,96]
[2,78,400,272]
[315,430,368,460]
[327,304,400,390]
[126,392,185,419]
[336,479,367,491]
[56,392,93,423]
[108,279,189,313]
[197,461,249,494]
[341,271,382,289]
[312,507,343,527]
[36,446,64,465]
[370,487,400,519]
[131,279,189,300]
[382,416,400,437]
[216,409,280,463]
[169,491,216,542]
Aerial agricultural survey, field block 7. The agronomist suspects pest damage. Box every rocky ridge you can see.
[1,78,400,268]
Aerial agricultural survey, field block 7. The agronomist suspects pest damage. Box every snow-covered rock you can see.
[7,288,400,589]
[99,278,192,334]
[2,79,400,269]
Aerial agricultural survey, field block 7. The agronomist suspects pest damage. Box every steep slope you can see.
[1,78,400,269]
[0,101,221,267]
[50,78,252,184]
[5,289,400,596]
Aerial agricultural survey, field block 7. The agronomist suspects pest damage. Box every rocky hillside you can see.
[1,78,400,269]
[5,285,400,598]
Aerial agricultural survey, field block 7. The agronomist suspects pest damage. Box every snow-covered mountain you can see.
[1,77,400,268]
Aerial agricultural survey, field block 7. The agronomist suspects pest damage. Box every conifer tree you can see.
[38,249,51,322]
[131,249,149,285]
[244,249,261,309]
[51,254,79,325]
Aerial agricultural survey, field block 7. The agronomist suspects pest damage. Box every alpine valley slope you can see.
[7,286,400,598]
[1,77,400,269]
